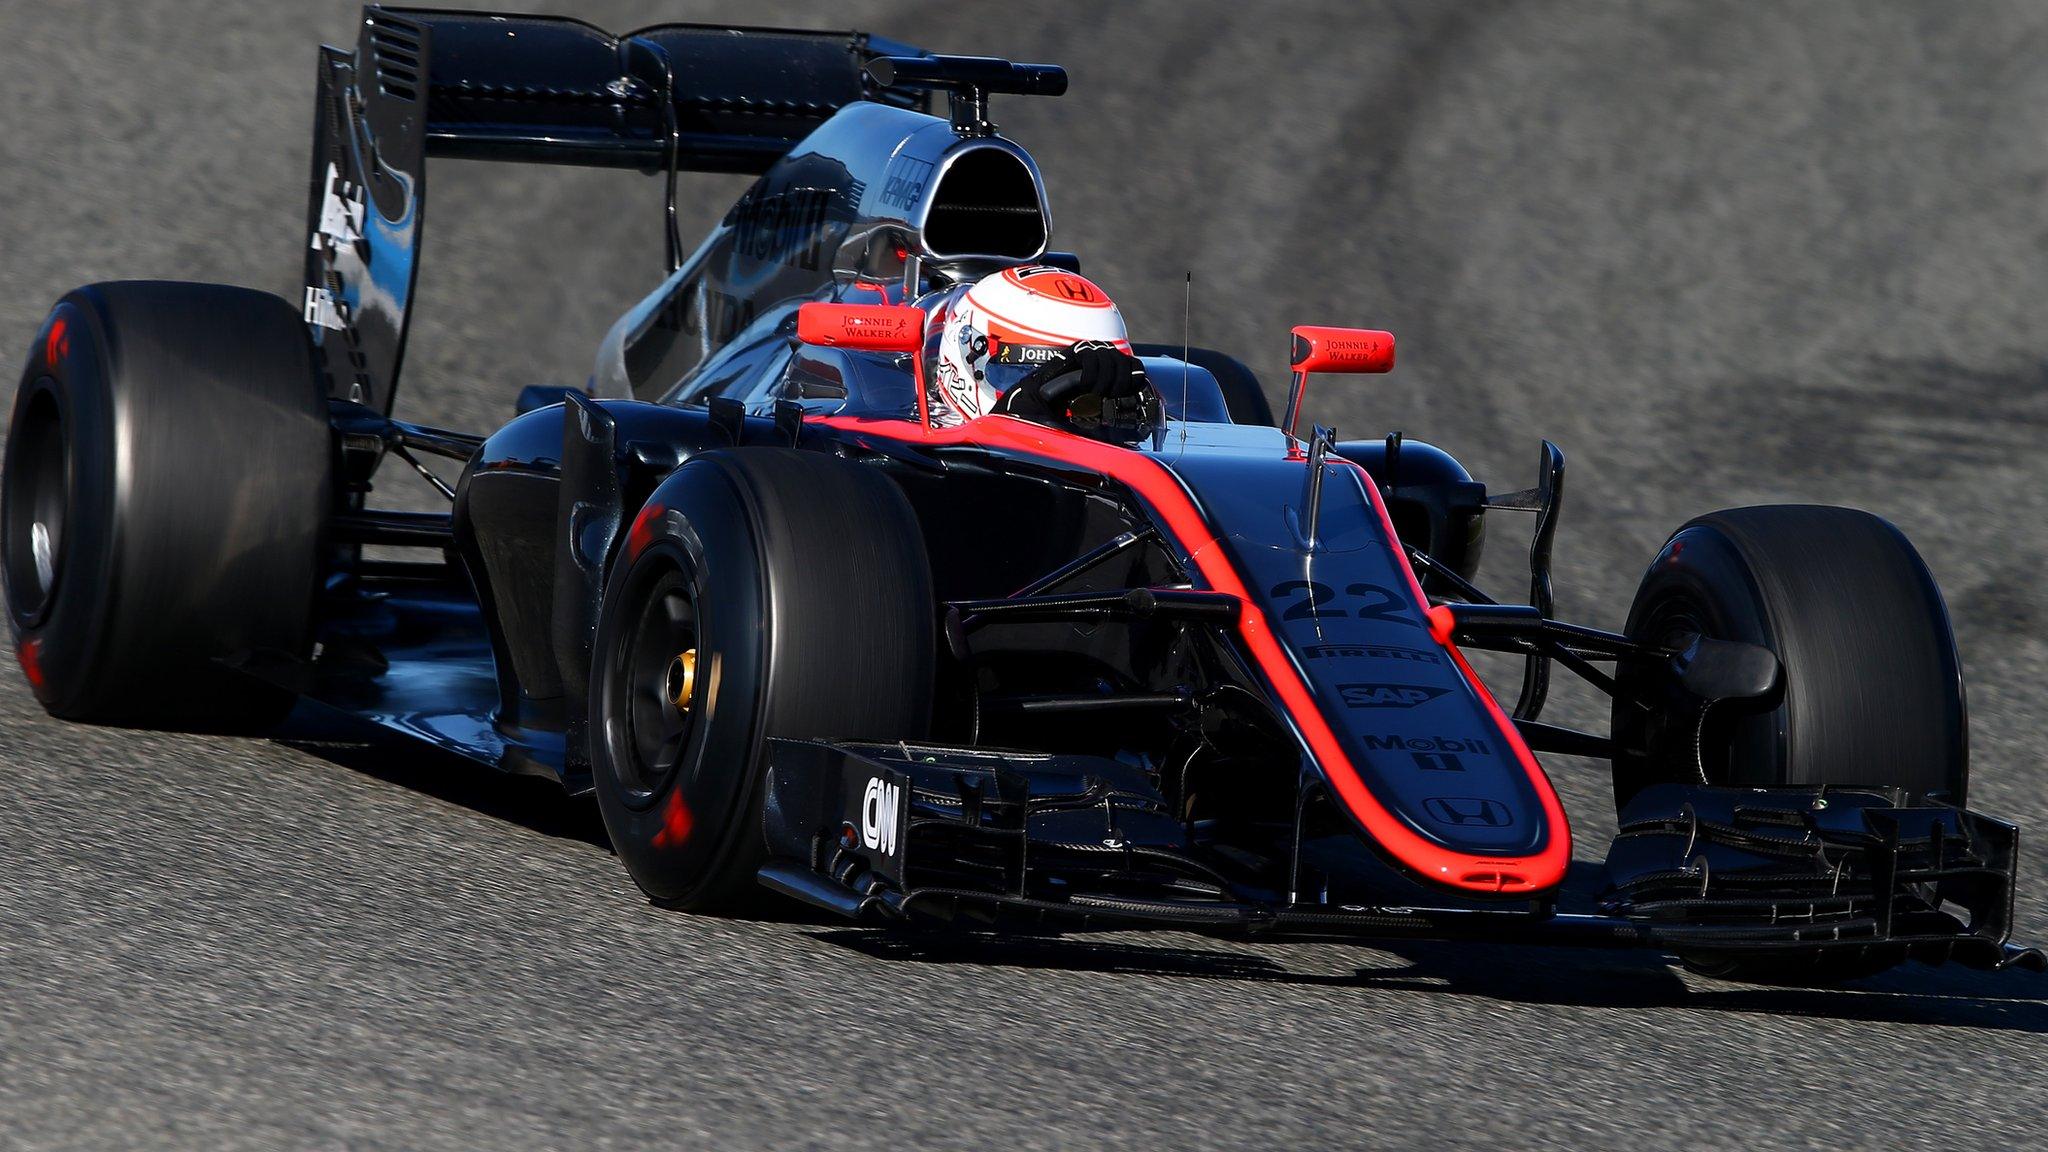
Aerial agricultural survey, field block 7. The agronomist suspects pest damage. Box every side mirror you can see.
[796,302,925,353]
[1283,324,1396,439]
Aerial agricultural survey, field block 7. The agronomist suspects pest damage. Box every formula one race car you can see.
[5,6,2038,983]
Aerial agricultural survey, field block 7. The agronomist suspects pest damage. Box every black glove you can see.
[997,340,1149,419]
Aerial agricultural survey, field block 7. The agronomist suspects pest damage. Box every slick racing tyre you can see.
[2,282,331,726]
[1612,504,1967,983]
[592,448,934,912]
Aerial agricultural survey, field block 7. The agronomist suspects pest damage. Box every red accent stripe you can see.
[811,413,1573,894]
[43,315,68,366]
[627,500,665,562]
[971,300,1129,351]
[15,638,44,691]
[652,788,694,849]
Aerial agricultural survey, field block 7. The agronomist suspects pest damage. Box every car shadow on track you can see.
[274,726,612,851]
[267,716,2048,1034]
[813,929,2048,1033]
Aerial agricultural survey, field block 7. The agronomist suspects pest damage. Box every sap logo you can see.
[1305,643,1442,665]
[861,776,901,857]
[1361,734,1491,756]
[1423,797,1513,828]
[1338,683,1450,709]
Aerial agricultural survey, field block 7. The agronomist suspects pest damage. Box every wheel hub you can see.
[3,385,68,626]
[666,649,697,712]
[605,565,700,803]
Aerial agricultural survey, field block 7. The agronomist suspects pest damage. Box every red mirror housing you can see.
[797,302,933,426]
[1284,325,1397,440]
[797,302,925,352]
[1290,325,1395,374]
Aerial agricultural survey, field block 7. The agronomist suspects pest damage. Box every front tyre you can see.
[591,449,934,912]
[1612,504,1966,807]
[1612,503,1967,982]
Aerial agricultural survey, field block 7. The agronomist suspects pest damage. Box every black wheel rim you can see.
[3,385,67,628]
[607,564,700,803]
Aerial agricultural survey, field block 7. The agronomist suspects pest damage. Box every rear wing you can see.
[305,5,931,412]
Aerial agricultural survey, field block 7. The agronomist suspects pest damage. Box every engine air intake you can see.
[922,147,1048,261]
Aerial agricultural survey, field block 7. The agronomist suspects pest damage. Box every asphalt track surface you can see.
[6,2,2048,1148]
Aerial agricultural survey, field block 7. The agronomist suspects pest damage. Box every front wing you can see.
[759,739,2044,973]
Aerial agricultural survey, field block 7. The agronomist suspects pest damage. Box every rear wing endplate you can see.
[303,5,930,411]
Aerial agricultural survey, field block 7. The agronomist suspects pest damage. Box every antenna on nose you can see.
[1179,271,1193,450]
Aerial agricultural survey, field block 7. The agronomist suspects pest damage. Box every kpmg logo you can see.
[1422,797,1514,828]
[1338,683,1450,709]
[879,156,934,210]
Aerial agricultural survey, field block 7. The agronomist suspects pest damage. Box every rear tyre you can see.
[1612,504,1967,982]
[2,282,331,726]
[591,449,934,912]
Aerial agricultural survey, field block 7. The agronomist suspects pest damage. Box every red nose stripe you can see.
[810,413,1573,894]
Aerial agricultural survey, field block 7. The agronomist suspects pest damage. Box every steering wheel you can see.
[1040,372,1163,443]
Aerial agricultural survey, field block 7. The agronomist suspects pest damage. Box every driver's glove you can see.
[996,340,1149,419]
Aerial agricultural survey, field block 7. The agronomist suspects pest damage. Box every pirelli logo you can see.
[1304,642,1441,664]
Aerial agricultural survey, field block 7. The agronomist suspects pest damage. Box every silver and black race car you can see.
[4,6,2035,984]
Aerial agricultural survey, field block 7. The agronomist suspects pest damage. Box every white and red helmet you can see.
[930,266,1130,422]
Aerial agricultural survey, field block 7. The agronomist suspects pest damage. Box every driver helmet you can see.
[930,266,1130,424]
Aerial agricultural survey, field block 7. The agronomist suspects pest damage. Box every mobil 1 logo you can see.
[1361,733,1493,773]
